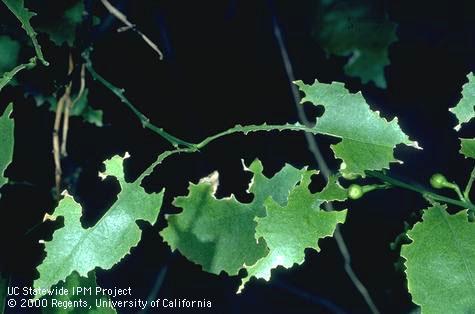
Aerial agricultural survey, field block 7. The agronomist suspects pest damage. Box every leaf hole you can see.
[309,173,326,194]
[301,101,325,127]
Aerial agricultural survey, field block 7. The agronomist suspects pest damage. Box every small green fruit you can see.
[348,184,364,200]
[430,173,448,189]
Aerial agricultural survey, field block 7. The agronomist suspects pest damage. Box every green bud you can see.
[430,173,448,189]
[348,184,364,200]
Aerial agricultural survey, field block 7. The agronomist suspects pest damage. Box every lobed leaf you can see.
[239,170,347,292]
[35,154,163,290]
[0,103,14,189]
[401,204,475,313]
[450,72,475,131]
[316,174,347,201]
[295,80,419,176]
[1,0,48,65]
[160,159,306,276]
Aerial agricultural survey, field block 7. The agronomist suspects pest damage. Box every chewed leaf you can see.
[401,204,475,313]
[160,159,306,276]
[239,171,347,292]
[35,154,163,291]
[40,271,116,314]
[450,72,475,131]
[0,103,14,189]
[316,175,347,202]
[1,0,48,65]
[295,80,420,176]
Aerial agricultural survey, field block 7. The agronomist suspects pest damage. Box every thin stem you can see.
[445,183,465,202]
[196,123,316,149]
[82,49,194,149]
[138,123,319,183]
[367,170,475,211]
[0,57,36,92]
[464,166,475,200]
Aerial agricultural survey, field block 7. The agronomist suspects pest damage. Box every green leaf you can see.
[295,80,419,176]
[41,271,116,314]
[316,175,347,201]
[401,204,475,313]
[37,1,84,47]
[460,138,475,159]
[314,1,397,88]
[450,72,475,131]
[35,154,164,290]
[0,103,14,189]
[1,0,48,65]
[0,36,20,75]
[160,159,306,276]
[239,170,347,292]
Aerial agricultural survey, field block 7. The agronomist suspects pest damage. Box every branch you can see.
[82,49,195,149]
[100,0,163,60]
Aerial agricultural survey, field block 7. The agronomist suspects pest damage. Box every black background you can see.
[2,0,475,313]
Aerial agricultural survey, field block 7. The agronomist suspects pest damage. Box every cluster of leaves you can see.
[400,72,475,313]
[0,0,102,126]
[4,1,475,313]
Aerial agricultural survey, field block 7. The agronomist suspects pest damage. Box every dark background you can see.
[2,0,475,313]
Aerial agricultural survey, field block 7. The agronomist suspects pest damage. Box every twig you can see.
[464,166,475,200]
[82,49,195,149]
[52,55,74,198]
[270,11,380,314]
[61,64,86,156]
[100,0,163,60]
